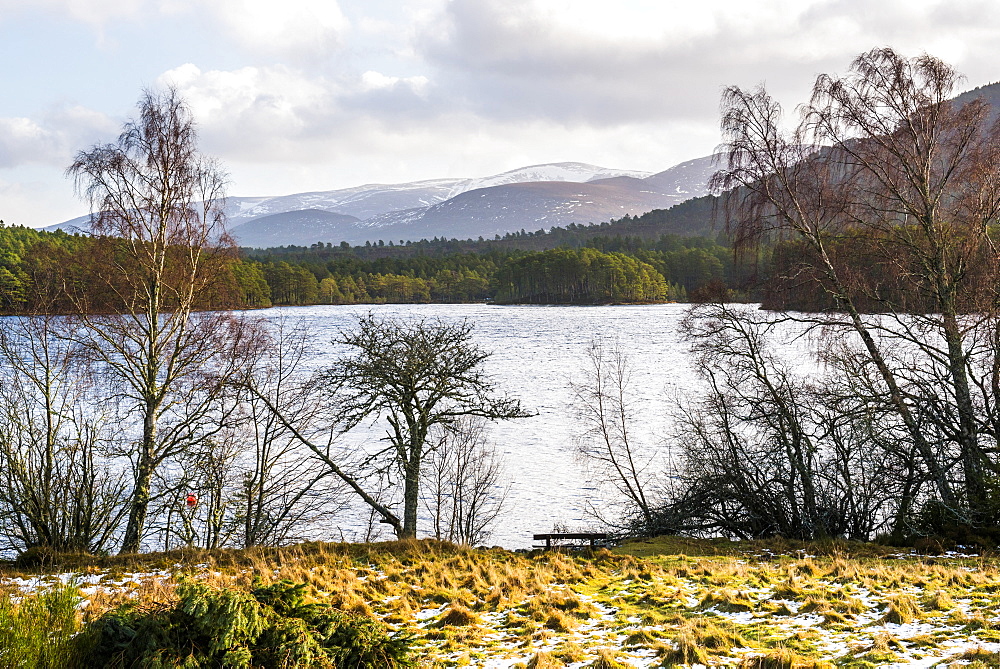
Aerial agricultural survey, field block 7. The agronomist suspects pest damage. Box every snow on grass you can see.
[5,541,1000,666]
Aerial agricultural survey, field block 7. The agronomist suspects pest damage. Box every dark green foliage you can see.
[494,247,675,304]
[0,216,739,308]
[246,234,738,305]
[907,496,1000,550]
[75,580,413,668]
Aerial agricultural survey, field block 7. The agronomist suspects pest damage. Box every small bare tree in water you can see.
[571,340,656,529]
[422,417,508,545]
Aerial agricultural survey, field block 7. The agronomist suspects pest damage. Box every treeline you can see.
[494,248,681,303]
[0,222,272,313]
[248,234,738,306]
[244,195,718,259]
[0,222,742,310]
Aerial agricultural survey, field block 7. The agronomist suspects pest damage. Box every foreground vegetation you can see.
[4,538,1000,667]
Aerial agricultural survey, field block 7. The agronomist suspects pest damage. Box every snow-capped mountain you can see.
[48,157,718,247]
[222,162,652,230]
[223,178,467,227]
[451,162,651,194]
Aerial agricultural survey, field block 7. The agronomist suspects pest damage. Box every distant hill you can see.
[228,210,362,248]
[951,81,1000,124]
[48,158,718,248]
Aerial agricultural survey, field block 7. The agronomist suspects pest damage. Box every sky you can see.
[2,0,999,228]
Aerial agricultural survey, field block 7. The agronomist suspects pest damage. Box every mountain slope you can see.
[47,159,714,247]
[230,210,362,248]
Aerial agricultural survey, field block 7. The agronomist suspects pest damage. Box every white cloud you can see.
[158,64,342,161]
[0,106,116,169]
[0,118,56,168]
[0,168,83,228]
[0,0,349,61]
[416,0,1000,125]
[158,63,442,162]
[201,0,350,60]
[360,71,429,96]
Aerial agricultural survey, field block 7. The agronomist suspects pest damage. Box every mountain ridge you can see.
[47,158,715,247]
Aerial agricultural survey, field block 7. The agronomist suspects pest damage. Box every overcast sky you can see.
[2,0,999,228]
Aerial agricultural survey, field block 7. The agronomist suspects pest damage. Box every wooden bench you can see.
[532,532,610,550]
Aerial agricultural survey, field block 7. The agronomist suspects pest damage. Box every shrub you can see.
[0,583,80,668]
[14,545,59,569]
[74,579,413,668]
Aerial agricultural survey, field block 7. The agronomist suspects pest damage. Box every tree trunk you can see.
[120,448,153,553]
[402,447,421,539]
[943,310,986,510]
[120,411,156,553]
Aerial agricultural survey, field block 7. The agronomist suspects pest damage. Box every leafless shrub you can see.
[150,320,348,550]
[0,316,128,555]
[571,339,657,531]
[422,417,509,545]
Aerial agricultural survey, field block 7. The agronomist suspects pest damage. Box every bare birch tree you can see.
[422,417,509,545]
[712,47,1000,533]
[571,340,656,529]
[67,87,266,553]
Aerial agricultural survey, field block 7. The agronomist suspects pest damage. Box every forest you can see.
[0,221,740,310]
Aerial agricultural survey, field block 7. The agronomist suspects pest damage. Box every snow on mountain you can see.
[224,179,466,228]
[642,154,718,197]
[46,158,716,247]
[222,163,648,230]
[450,162,651,196]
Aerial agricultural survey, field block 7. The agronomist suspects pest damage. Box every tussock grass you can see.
[542,608,578,632]
[5,536,1000,667]
[921,589,955,611]
[525,650,565,668]
[436,603,481,627]
[700,588,758,612]
[587,648,630,668]
[657,628,710,666]
[551,641,587,663]
[881,594,921,624]
[951,647,1000,667]
[622,627,662,647]
[739,648,834,668]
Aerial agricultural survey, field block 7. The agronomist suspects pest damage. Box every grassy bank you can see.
[1,538,999,667]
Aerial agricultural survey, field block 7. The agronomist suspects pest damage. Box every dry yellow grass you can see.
[5,536,1000,667]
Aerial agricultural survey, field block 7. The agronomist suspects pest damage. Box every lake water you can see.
[254,303,699,548]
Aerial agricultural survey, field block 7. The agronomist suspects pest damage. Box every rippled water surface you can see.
[255,303,702,548]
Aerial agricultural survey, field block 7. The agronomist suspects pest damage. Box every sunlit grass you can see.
[3,537,1000,666]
